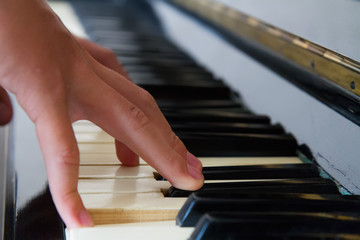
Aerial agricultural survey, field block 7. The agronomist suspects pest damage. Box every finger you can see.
[35,103,93,228]
[115,139,139,166]
[95,66,198,163]
[0,86,13,125]
[75,37,129,77]
[90,63,174,145]
[89,62,204,185]
[83,82,204,190]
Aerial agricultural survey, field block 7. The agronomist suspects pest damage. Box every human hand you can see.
[0,0,203,228]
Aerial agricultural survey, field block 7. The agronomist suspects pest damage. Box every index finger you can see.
[83,80,204,191]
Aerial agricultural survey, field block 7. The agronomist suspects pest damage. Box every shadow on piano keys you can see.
[7,0,360,239]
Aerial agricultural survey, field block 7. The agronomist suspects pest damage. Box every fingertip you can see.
[186,152,203,171]
[171,173,204,191]
[188,164,204,181]
[79,209,94,227]
[169,163,204,191]
[55,194,93,228]
[115,140,139,166]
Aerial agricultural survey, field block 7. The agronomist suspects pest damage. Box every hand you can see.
[0,0,203,228]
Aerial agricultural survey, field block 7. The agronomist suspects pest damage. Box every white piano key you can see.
[79,153,148,165]
[79,157,302,179]
[78,178,280,194]
[81,193,186,224]
[78,178,171,194]
[78,143,116,154]
[80,153,302,166]
[75,132,113,143]
[80,153,120,165]
[73,125,102,133]
[79,165,156,179]
[74,124,303,167]
[66,221,193,240]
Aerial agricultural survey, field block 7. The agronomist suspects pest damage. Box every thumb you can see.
[35,104,93,228]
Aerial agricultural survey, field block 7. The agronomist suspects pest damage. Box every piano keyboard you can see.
[74,120,307,225]
[47,1,360,239]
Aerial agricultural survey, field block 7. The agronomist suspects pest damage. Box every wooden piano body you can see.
[1,0,359,239]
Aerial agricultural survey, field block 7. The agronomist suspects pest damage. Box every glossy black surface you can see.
[178,132,297,157]
[166,178,340,197]
[177,192,360,226]
[190,212,360,240]
[155,163,320,181]
[4,122,65,240]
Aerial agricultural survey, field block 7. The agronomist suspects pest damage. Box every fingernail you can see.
[80,209,94,227]
[188,164,204,180]
[186,152,202,170]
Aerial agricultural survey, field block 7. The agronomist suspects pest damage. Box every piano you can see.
[1,0,360,239]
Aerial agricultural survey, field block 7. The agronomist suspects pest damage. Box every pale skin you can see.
[0,0,204,228]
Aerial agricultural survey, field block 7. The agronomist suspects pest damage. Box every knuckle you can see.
[169,132,181,148]
[94,47,119,69]
[138,88,156,108]
[169,131,187,155]
[102,49,118,62]
[53,146,79,167]
[57,188,78,205]
[126,105,151,132]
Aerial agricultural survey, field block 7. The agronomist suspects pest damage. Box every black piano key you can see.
[184,191,360,201]
[140,85,232,100]
[163,107,250,114]
[178,132,297,157]
[72,4,126,18]
[190,234,360,240]
[177,192,360,226]
[95,35,179,48]
[118,56,201,68]
[165,112,270,124]
[129,72,216,84]
[126,66,213,76]
[132,79,228,89]
[155,164,320,181]
[80,17,127,31]
[115,50,192,60]
[118,51,194,61]
[98,37,180,49]
[129,70,216,82]
[131,79,232,100]
[189,212,360,240]
[171,122,284,134]
[117,54,197,65]
[156,99,244,110]
[165,178,340,197]
[202,164,320,179]
[102,42,183,55]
